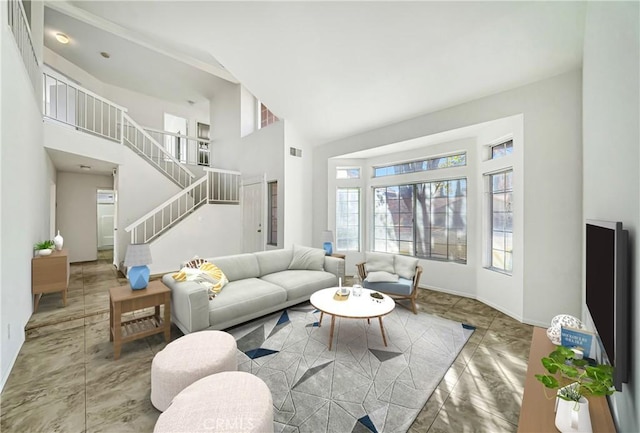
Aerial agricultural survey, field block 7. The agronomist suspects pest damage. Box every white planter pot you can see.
[555,396,593,433]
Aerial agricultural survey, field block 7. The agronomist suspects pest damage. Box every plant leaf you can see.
[535,374,559,389]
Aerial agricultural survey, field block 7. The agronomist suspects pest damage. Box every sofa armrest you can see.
[161,274,209,333]
[323,256,344,278]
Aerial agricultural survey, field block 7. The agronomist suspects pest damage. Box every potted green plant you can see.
[34,240,55,256]
[535,345,614,432]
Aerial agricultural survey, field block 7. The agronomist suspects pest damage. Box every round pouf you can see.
[151,330,237,411]
[154,371,274,433]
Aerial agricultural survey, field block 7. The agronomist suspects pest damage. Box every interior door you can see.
[242,182,264,253]
[97,190,115,249]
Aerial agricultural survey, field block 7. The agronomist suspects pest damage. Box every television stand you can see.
[517,327,615,432]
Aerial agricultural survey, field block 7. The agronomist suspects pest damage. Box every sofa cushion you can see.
[207,254,260,282]
[255,249,293,277]
[261,270,338,301]
[363,277,413,296]
[394,255,419,280]
[288,245,325,271]
[208,278,287,327]
[367,271,399,283]
[365,252,395,274]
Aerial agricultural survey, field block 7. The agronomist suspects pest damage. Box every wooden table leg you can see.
[62,288,67,306]
[163,294,171,342]
[329,315,336,351]
[378,316,388,347]
[113,302,122,360]
[318,311,324,327]
[109,299,114,342]
[33,294,41,313]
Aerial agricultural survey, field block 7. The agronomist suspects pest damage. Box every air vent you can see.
[289,147,302,158]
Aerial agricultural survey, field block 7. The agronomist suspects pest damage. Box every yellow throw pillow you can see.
[198,262,228,293]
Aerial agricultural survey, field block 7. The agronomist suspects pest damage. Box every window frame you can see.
[267,181,278,246]
[336,187,360,252]
[373,153,466,178]
[490,139,514,160]
[259,102,278,129]
[372,177,467,263]
[486,169,513,274]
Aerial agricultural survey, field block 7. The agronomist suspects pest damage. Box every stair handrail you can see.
[124,175,208,234]
[122,113,196,179]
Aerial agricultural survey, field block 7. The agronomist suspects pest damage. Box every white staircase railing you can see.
[125,168,241,244]
[43,72,126,142]
[122,113,195,189]
[206,168,241,204]
[7,0,40,93]
[144,127,211,167]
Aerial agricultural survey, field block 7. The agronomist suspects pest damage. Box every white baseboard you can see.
[0,334,25,393]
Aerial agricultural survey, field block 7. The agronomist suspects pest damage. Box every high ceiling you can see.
[46,1,586,146]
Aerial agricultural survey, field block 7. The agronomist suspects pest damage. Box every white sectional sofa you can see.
[162,247,344,334]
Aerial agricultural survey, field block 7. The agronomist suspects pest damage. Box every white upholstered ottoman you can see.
[154,371,274,433]
[151,330,237,412]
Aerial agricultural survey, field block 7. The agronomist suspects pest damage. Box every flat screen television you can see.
[585,220,629,391]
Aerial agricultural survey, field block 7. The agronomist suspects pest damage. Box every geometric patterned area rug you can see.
[227,303,474,433]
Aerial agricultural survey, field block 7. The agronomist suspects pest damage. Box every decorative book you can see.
[560,326,597,359]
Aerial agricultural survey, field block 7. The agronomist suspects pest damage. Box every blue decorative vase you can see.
[323,242,333,256]
[129,265,150,290]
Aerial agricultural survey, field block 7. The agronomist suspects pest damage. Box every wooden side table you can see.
[32,249,70,312]
[109,280,171,360]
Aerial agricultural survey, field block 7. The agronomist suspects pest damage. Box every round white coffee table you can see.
[310,287,395,350]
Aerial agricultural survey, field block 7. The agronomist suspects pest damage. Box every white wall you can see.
[116,146,183,266]
[313,70,583,326]
[583,2,639,431]
[475,116,525,321]
[210,84,286,250]
[240,85,256,138]
[283,122,313,248]
[56,172,113,262]
[1,0,54,389]
[148,204,243,274]
[44,121,125,165]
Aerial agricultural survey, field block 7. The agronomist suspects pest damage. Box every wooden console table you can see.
[109,280,171,360]
[518,327,616,432]
[32,248,69,312]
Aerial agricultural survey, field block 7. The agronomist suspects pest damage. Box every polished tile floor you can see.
[1,251,533,432]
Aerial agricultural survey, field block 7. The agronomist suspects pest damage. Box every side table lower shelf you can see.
[109,281,171,360]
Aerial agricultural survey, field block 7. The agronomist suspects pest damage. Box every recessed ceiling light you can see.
[55,33,70,44]
[100,52,110,59]
[187,100,195,105]
[80,165,91,171]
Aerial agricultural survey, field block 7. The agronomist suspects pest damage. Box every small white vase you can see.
[555,396,593,433]
[54,230,64,251]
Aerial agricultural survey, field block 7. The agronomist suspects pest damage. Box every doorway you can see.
[97,189,115,251]
[242,181,264,253]
[164,113,188,163]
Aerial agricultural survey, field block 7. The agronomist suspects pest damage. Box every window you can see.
[260,103,278,128]
[374,185,414,254]
[336,188,360,251]
[267,181,278,245]
[488,170,513,273]
[373,179,467,262]
[336,167,360,179]
[373,153,466,178]
[491,140,513,159]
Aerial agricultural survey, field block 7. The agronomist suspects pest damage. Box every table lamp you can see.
[124,243,152,290]
[322,230,334,256]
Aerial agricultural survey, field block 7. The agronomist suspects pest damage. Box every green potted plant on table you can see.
[535,345,614,433]
[34,240,55,256]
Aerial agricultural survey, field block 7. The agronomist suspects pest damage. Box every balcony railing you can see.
[43,72,125,142]
[7,0,39,93]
